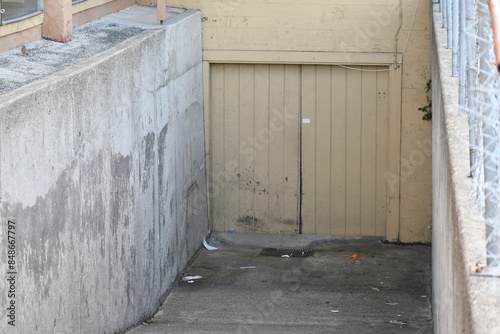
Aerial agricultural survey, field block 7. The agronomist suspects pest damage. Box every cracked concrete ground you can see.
[125,232,432,334]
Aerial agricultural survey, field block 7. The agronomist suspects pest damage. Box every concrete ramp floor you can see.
[125,233,432,333]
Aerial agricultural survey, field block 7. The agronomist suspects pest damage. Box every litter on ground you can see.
[182,275,203,282]
[203,239,218,251]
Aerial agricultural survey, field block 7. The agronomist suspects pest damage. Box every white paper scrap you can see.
[182,275,203,281]
[281,255,290,258]
[240,266,257,269]
[302,118,311,124]
[203,239,218,250]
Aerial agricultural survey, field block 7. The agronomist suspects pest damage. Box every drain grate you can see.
[259,248,314,258]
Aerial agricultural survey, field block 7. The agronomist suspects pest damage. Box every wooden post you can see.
[42,0,72,42]
[157,0,166,23]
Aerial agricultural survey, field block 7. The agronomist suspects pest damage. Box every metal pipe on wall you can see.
[443,0,448,28]
[466,0,478,176]
[447,0,453,48]
[459,0,467,104]
[453,0,460,75]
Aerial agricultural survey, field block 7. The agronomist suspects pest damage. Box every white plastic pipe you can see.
[447,0,453,48]
[442,0,447,28]
[466,0,478,175]
[459,0,467,101]
[452,0,460,76]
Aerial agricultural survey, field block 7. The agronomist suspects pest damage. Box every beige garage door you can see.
[209,64,390,236]
[209,64,301,234]
[301,65,389,236]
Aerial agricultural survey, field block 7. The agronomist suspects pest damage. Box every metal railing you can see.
[438,0,500,271]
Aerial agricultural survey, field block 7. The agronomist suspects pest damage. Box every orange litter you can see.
[349,253,359,259]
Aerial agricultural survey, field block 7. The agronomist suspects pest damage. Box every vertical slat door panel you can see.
[268,65,286,231]
[238,65,256,228]
[301,65,390,236]
[360,69,378,236]
[375,68,390,236]
[344,66,362,236]
[210,63,391,236]
[314,66,333,235]
[300,66,317,234]
[253,65,271,230]
[330,66,347,235]
[209,64,300,233]
[222,64,240,231]
[282,65,302,231]
[209,65,226,229]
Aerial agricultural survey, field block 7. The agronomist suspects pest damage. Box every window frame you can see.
[0,0,43,26]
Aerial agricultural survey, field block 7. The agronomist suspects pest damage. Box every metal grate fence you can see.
[438,0,500,270]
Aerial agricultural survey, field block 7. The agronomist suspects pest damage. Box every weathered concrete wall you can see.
[169,0,432,242]
[0,9,208,334]
[432,5,500,334]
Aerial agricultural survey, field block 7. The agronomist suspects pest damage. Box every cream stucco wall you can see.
[169,0,432,242]
[397,0,432,242]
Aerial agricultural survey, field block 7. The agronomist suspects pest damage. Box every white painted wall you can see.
[0,10,207,334]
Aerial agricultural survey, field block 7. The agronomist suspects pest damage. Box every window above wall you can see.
[0,0,42,25]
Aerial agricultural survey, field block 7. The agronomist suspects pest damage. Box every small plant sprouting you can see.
[418,79,432,121]
[418,79,432,120]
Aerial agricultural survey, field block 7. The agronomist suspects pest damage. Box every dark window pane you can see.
[2,0,41,23]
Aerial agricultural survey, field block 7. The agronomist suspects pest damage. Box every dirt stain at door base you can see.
[237,216,264,231]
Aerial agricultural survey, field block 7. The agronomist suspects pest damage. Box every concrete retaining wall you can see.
[432,5,500,333]
[0,9,208,334]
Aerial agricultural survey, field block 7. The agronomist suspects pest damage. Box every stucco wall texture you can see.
[169,0,433,242]
[0,10,208,334]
